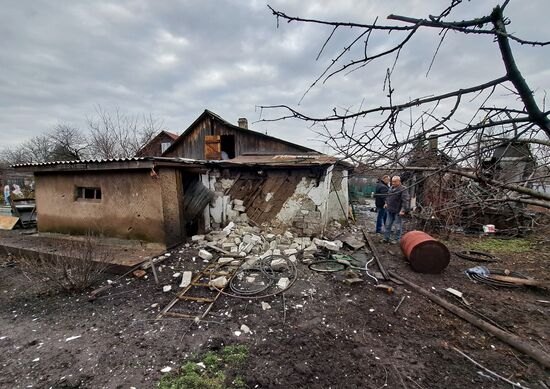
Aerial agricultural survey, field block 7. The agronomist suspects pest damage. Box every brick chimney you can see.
[428,135,438,151]
[238,118,248,129]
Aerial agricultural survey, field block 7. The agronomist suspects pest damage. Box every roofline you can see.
[135,130,180,156]
[162,109,318,156]
[12,156,352,173]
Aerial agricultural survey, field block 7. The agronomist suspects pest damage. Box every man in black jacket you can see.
[374,175,390,233]
[383,176,410,243]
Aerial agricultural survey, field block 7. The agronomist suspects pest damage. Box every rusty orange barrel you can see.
[400,231,450,274]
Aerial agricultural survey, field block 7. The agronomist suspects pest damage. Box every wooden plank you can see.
[362,228,390,281]
[0,215,19,230]
[489,275,549,288]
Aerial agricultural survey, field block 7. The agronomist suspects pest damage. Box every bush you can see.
[17,234,109,294]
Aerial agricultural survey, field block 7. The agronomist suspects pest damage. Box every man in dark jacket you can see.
[384,176,410,243]
[374,175,390,233]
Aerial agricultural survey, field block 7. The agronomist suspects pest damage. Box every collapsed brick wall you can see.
[202,165,337,235]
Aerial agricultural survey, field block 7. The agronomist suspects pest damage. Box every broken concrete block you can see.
[277,277,290,289]
[230,246,238,253]
[233,199,244,206]
[209,276,228,289]
[270,258,287,271]
[172,272,181,278]
[269,240,278,250]
[284,231,294,239]
[288,255,297,263]
[325,240,343,252]
[234,237,242,245]
[223,222,235,234]
[218,257,234,264]
[304,243,317,253]
[273,249,281,256]
[240,324,252,334]
[260,250,273,260]
[163,285,172,293]
[233,204,246,213]
[261,302,271,310]
[132,269,146,278]
[198,249,213,261]
[191,235,205,242]
[179,271,192,288]
[265,234,276,242]
[283,248,298,256]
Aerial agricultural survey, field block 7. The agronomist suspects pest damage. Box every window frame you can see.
[75,186,102,202]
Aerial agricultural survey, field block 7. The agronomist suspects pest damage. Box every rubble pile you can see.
[190,221,345,268]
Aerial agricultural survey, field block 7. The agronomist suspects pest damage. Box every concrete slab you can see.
[0,230,164,274]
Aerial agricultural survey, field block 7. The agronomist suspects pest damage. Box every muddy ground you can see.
[0,213,549,388]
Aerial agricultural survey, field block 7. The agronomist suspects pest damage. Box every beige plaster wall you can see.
[35,170,167,244]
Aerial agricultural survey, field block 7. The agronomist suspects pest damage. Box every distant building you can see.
[135,130,179,157]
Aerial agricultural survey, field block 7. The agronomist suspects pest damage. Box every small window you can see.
[76,187,102,201]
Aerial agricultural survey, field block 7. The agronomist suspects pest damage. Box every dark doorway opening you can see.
[220,135,235,159]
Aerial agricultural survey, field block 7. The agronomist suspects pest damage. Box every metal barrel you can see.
[400,231,450,274]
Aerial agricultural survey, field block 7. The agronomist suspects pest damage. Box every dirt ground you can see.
[1,211,549,388]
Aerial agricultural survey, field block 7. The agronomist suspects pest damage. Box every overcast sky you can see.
[1,0,548,153]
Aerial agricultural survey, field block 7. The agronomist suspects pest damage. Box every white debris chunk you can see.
[270,258,287,271]
[65,335,81,342]
[209,276,228,289]
[160,366,172,373]
[265,234,276,242]
[261,302,272,310]
[180,271,192,288]
[223,222,235,233]
[283,248,298,256]
[218,257,234,264]
[172,272,181,278]
[234,331,242,337]
[191,235,205,241]
[198,249,213,260]
[277,277,290,289]
[240,324,252,334]
[163,285,172,293]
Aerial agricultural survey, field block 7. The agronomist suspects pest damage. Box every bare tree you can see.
[50,124,89,161]
[1,125,88,164]
[261,1,550,211]
[87,106,161,159]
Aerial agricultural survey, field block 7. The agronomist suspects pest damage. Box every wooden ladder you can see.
[156,258,242,320]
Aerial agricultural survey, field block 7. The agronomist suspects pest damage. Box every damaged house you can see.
[14,110,351,248]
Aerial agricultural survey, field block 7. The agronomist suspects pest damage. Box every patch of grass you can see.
[469,238,532,254]
[157,345,248,389]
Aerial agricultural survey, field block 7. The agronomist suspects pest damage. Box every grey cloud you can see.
[0,0,548,151]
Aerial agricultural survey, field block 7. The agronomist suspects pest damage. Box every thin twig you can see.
[406,376,425,389]
[394,296,406,313]
[453,347,531,389]
[282,293,287,325]
[392,363,408,389]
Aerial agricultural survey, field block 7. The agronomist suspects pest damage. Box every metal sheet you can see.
[0,215,19,230]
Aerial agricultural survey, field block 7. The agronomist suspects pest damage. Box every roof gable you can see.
[162,109,317,156]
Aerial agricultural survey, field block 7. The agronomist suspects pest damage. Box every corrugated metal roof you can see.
[227,154,340,166]
[11,157,151,168]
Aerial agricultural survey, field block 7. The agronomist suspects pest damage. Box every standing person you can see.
[3,184,10,206]
[384,176,410,243]
[374,175,390,234]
